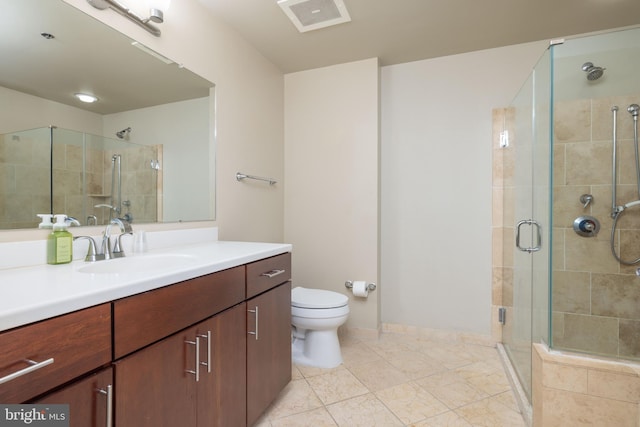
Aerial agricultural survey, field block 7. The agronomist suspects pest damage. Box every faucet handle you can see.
[73,236,102,262]
[113,232,133,258]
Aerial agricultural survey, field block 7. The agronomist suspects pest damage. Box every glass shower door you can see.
[503,48,552,402]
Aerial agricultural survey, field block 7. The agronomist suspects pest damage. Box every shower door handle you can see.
[516,219,542,253]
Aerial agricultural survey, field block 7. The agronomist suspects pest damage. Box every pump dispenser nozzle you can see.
[37,214,54,229]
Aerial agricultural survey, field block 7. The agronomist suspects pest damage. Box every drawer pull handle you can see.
[261,269,285,278]
[185,338,200,382]
[197,331,212,374]
[248,307,259,340]
[0,358,54,385]
[97,384,113,427]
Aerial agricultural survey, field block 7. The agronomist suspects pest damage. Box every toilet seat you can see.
[291,286,348,309]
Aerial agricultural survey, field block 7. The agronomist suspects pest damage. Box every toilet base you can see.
[291,328,343,369]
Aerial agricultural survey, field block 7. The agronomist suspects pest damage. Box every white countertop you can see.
[0,240,292,332]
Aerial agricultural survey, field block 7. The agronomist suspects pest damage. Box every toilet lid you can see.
[291,286,349,309]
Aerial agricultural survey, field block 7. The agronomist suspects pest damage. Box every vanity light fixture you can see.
[86,0,171,37]
[75,93,98,103]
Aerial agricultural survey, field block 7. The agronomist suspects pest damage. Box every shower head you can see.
[629,104,640,118]
[581,62,605,81]
[116,127,131,139]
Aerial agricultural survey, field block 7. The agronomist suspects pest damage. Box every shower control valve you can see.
[573,215,600,237]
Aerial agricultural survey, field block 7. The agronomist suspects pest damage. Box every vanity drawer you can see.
[0,304,111,403]
[113,266,245,359]
[246,252,292,299]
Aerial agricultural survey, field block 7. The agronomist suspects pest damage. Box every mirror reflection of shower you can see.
[116,127,131,140]
[610,103,640,264]
[95,154,133,224]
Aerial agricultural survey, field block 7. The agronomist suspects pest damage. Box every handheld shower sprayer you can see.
[116,127,131,139]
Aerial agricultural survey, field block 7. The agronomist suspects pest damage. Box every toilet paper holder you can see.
[345,281,376,291]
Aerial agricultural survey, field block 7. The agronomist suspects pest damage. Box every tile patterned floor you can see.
[255,332,527,427]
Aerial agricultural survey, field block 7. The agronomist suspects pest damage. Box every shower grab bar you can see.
[236,172,277,185]
[611,106,619,216]
[516,219,542,253]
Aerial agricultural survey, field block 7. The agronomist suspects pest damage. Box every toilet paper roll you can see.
[352,281,369,298]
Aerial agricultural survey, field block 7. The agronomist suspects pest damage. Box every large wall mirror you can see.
[0,0,216,230]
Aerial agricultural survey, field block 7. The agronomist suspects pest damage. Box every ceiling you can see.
[197,0,640,74]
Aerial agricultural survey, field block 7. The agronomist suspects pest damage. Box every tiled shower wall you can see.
[0,132,50,229]
[553,95,640,360]
[0,132,158,229]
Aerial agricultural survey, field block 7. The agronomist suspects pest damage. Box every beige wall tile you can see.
[554,314,619,355]
[592,273,640,319]
[552,270,590,314]
[564,231,620,274]
[542,362,588,393]
[619,319,640,359]
[553,99,591,143]
[588,369,640,403]
[542,388,638,427]
[565,141,614,186]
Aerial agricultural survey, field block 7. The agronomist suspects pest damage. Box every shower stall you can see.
[496,25,640,425]
[0,127,160,229]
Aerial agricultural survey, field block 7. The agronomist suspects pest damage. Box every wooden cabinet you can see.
[0,304,111,403]
[198,303,246,427]
[246,254,292,426]
[113,266,245,359]
[35,367,113,427]
[115,304,246,427]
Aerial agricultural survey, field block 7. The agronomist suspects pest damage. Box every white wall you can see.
[380,41,548,336]
[284,59,380,331]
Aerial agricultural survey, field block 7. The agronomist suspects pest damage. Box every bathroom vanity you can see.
[0,239,292,427]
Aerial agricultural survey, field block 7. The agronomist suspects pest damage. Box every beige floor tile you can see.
[416,372,488,409]
[264,378,323,420]
[296,363,342,378]
[261,333,527,427]
[348,358,410,391]
[454,361,512,395]
[455,395,527,427]
[413,410,473,426]
[270,407,338,427]
[326,393,403,426]
[385,349,448,380]
[375,382,449,424]
[306,367,369,405]
[341,340,384,367]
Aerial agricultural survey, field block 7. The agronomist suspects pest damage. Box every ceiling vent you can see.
[277,0,351,33]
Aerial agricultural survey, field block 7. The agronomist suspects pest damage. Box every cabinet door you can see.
[197,304,247,427]
[115,325,198,427]
[246,282,292,426]
[35,367,113,427]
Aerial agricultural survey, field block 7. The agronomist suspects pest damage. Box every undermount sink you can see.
[77,254,199,275]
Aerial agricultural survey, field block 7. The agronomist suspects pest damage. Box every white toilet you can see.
[291,286,350,369]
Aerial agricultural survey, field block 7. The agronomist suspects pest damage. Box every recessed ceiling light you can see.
[75,93,98,103]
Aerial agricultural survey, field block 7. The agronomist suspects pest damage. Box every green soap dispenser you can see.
[47,214,73,265]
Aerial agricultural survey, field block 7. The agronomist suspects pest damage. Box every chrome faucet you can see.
[101,218,133,260]
[73,236,100,262]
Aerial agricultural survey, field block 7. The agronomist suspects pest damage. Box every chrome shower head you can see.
[116,127,131,139]
[628,104,640,118]
[581,62,605,81]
